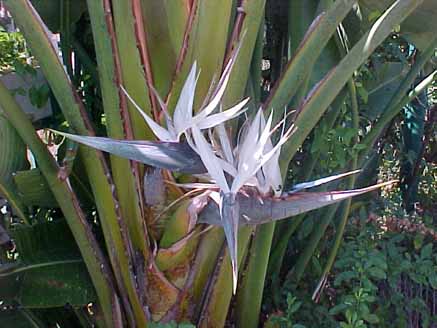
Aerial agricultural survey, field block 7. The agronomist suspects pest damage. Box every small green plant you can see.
[329,227,385,327]
[269,293,306,328]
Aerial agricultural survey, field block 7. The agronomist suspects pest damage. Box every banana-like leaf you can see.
[0,220,96,307]
[0,310,41,328]
[198,181,396,226]
[29,0,87,32]
[13,168,58,208]
[53,131,206,174]
[360,0,437,50]
[0,114,29,222]
[0,115,29,183]
[360,62,408,120]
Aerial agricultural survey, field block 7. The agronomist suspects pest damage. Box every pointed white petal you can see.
[148,84,176,135]
[237,109,262,166]
[257,110,274,148]
[121,86,175,141]
[191,126,230,193]
[216,123,234,165]
[218,158,237,177]
[259,110,283,195]
[197,47,239,119]
[232,121,295,193]
[288,169,362,193]
[174,62,198,136]
[195,98,249,130]
[231,110,264,193]
[262,149,283,195]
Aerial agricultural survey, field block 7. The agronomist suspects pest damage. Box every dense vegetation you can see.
[0,0,435,327]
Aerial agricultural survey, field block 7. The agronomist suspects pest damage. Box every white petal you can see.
[121,86,175,141]
[218,158,237,177]
[289,169,362,193]
[259,111,283,195]
[237,109,262,166]
[257,110,274,151]
[197,47,239,119]
[174,62,198,136]
[216,123,234,165]
[195,98,249,129]
[232,111,294,193]
[148,84,176,135]
[262,149,282,195]
[191,126,230,193]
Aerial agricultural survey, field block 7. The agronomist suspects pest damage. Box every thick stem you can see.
[86,0,151,324]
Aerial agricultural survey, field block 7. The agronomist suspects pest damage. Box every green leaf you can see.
[298,217,314,240]
[362,62,406,120]
[0,114,29,183]
[279,0,424,171]
[0,220,96,308]
[428,273,437,289]
[28,84,50,109]
[13,168,58,207]
[420,243,433,259]
[360,0,437,50]
[368,267,386,280]
[0,310,41,328]
[334,271,358,286]
[30,0,87,32]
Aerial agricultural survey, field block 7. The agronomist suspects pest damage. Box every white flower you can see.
[121,58,248,142]
[190,108,294,293]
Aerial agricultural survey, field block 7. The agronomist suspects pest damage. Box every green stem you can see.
[197,227,253,328]
[0,80,118,327]
[288,203,339,283]
[268,86,347,294]
[110,0,153,141]
[235,224,275,328]
[314,79,360,296]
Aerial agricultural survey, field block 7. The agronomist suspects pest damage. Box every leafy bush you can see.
[0,27,28,72]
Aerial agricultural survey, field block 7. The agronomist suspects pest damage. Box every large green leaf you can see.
[0,115,28,183]
[30,0,87,32]
[0,114,29,222]
[13,168,58,208]
[0,220,96,308]
[0,310,40,328]
[361,61,408,120]
[359,0,437,50]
